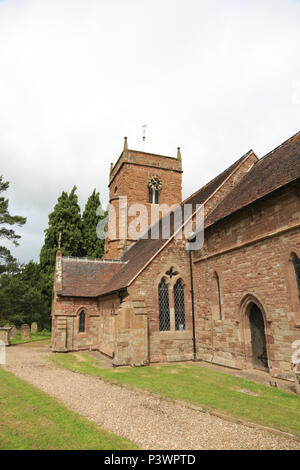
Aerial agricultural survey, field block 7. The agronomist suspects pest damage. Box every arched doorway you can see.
[249,304,268,370]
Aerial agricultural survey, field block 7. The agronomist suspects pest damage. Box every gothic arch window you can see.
[79,310,86,333]
[174,279,186,330]
[148,175,162,205]
[214,272,222,320]
[149,187,159,204]
[293,254,300,306]
[159,279,170,331]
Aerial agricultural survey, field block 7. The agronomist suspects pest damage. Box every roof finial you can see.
[110,162,114,174]
[123,136,128,152]
[177,147,182,161]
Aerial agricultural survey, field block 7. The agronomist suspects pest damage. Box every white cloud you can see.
[0,0,299,262]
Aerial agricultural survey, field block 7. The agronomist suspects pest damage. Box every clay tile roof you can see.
[60,258,124,297]
[99,151,252,296]
[206,131,300,228]
[184,150,254,210]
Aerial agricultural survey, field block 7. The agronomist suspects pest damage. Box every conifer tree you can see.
[40,186,83,306]
[40,186,83,270]
[81,189,107,259]
[0,175,26,273]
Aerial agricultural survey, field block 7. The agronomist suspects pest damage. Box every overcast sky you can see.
[0,0,299,263]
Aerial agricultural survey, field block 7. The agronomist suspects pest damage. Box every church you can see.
[51,131,300,381]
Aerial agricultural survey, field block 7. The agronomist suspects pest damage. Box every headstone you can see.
[0,327,11,346]
[31,322,38,333]
[9,324,17,340]
[21,324,30,340]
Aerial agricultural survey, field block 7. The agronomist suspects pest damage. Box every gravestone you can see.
[21,324,30,340]
[9,324,17,340]
[31,322,38,333]
[0,327,11,346]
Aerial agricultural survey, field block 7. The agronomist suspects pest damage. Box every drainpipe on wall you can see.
[188,236,197,361]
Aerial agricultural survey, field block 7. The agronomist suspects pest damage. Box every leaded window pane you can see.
[174,279,185,330]
[159,279,170,331]
[79,311,85,332]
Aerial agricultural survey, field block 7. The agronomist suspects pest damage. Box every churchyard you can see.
[52,351,300,439]
[0,366,137,450]
[0,340,299,450]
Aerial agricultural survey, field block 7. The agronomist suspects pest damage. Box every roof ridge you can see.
[62,256,125,264]
[258,130,300,163]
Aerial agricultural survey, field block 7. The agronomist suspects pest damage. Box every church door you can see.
[249,304,268,370]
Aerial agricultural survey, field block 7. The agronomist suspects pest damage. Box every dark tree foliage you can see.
[0,261,49,328]
[81,189,107,259]
[0,176,26,273]
[0,182,107,329]
[39,186,83,308]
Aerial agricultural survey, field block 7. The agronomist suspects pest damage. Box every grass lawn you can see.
[0,367,138,450]
[52,352,300,437]
[10,330,51,345]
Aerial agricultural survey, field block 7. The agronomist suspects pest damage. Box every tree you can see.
[0,176,26,273]
[40,186,83,271]
[0,261,50,328]
[39,186,83,307]
[82,189,107,258]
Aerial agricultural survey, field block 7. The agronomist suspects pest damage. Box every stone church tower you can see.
[103,137,183,259]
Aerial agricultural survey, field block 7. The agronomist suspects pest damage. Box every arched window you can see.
[159,279,170,331]
[174,279,186,330]
[79,310,85,333]
[293,254,300,305]
[149,188,159,204]
[215,272,222,320]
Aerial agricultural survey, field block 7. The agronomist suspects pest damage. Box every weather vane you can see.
[142,124,147,142]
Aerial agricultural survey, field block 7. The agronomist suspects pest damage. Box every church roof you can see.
[99,150,252,296]
[205,131,300,228]
[59,257,124,297]
[58,131,300,299]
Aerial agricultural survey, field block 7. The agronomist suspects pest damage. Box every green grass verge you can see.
[0,367,138,450]
[52,352,300,437]
[10,330,52,345]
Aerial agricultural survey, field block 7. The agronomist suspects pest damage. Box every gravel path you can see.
[4,342,300,450]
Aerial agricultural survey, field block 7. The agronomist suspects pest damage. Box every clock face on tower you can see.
[148,175,163,192]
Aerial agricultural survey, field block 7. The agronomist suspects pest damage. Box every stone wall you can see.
[193,183,300,379]
[51,296,100,352]
[104,148,182,259]
[113,295,148,366]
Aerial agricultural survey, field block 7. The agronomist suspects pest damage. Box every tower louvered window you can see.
[293,254,300,305]
[159,279,170,331]
[149,188,159,204]
[174,279,186,330]
[79,311,85,333]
